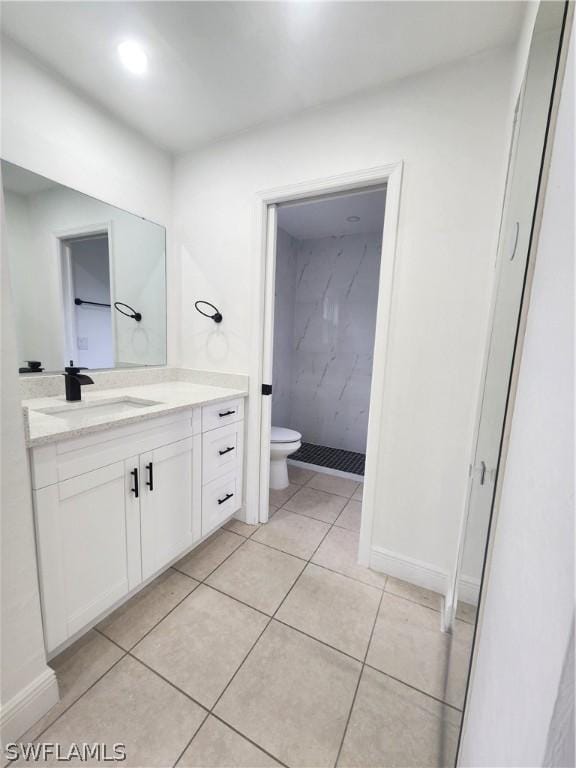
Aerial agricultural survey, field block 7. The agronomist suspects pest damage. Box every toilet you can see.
[270,426,302,490]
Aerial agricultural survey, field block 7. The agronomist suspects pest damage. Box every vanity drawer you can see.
[202,471,241,536]
[202,421,244,485]
[202,398,244,432]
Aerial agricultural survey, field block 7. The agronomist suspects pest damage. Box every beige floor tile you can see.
[252,508,330,560]
[17,631,124,742]
[456,600,478,625]
[206,540,305,615]
[352,483,364,501]
[312,527,387,589]
[133,585,268,708]
[284,486,347,523]
[338,666,461,768]
[25,656,205,767]
[269,483,300,508]
[335,499,362,532]
[97,569,198,649]
[215,621,361,768]
[178,716,281,767]
[366,593,473,708]
[385,576,443,612]
[173,530,244,581]
[224,517,261,538]
[268,504,279,518]
[288,465,316,486]
[306,473,360,498]
[276,564,381,659]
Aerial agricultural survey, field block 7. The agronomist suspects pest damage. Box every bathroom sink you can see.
[33,397,162,424]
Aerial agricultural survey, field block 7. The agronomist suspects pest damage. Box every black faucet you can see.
[63,361,94,402]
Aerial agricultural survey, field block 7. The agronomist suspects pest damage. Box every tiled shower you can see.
[272,197,384,474]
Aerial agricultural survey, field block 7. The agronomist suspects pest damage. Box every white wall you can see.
[173,45,516,577]
[0,190,59,745]
[0,37,172,741]
[459,24,574,767]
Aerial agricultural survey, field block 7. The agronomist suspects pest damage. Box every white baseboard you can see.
[287,459,364,483]
[370,545,449,597]
[0,667,59,748]
[458,574,481,606]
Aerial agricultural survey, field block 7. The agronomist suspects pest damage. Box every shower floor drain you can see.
[290,442,365,476]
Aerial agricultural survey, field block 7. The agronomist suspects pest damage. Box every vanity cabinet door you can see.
[140,437,197,580]
[35,461,137,653]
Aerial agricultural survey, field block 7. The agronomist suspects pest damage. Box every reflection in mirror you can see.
[444,0,567,739]
[2,161,166,372]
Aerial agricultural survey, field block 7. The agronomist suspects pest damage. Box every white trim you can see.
[370,545,449,597]
[0,667,59,747]
[457,574,481,607]
[248,162,403,542]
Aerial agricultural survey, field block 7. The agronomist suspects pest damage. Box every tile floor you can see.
[13,468,474,768]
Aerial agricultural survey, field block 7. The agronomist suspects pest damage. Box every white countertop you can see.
[23,381,248,447]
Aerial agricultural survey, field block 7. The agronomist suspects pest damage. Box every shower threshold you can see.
[289,442,365,476]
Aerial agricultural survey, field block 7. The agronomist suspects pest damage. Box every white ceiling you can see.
[1,161,57,195]
[278,187,387,240]
[1,2,525,155]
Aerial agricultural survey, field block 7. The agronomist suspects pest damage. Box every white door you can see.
[140,437,195,580]
[35,461,133,651]
[448,7,565,624]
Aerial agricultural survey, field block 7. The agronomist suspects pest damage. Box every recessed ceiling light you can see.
[346,216,360,222]
[118,40,148,75]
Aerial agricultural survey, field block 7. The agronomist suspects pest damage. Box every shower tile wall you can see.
[272,228,298,426]
[272,228,382,454]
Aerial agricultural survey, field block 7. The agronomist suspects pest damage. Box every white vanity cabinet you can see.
[139,437,200,580]
[29,397,244,654]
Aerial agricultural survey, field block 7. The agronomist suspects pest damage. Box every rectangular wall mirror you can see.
[2,160,167,373]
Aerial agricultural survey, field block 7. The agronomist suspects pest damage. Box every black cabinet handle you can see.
[218,446,235,456]
[146,462,154,491]
[217,492,234,505]
[218,410,236,418]
[131,468,139,498]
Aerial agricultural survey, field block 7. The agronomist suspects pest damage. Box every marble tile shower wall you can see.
[272,230,382,454]
[272,228,298,426]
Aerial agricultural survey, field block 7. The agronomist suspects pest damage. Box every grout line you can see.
[22,647,129,744]
[271,617,364,665]
[97,574,201,654]
[172,711,210,768]
[250,517,386,592]
[201,582,276,620]
[207,712,291,768]
[361,663,464,713]
[334,589,384,767]
[32,486,460,765]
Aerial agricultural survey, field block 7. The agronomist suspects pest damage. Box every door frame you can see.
[247,161,403,568]
[55,222,115,368]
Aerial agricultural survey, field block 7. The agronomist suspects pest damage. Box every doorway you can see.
[252,162,403,570]
[272,187,386,484]
[61,231,114,369]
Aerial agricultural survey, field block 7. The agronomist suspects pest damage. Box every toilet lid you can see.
[271,426,302,443]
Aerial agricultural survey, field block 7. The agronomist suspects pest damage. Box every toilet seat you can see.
[271,426,301,444]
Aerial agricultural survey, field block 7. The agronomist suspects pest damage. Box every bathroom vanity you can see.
[24,382,247,654]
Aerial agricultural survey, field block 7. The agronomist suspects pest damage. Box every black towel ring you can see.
[114,302,142,322]
[195,300,223,324]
